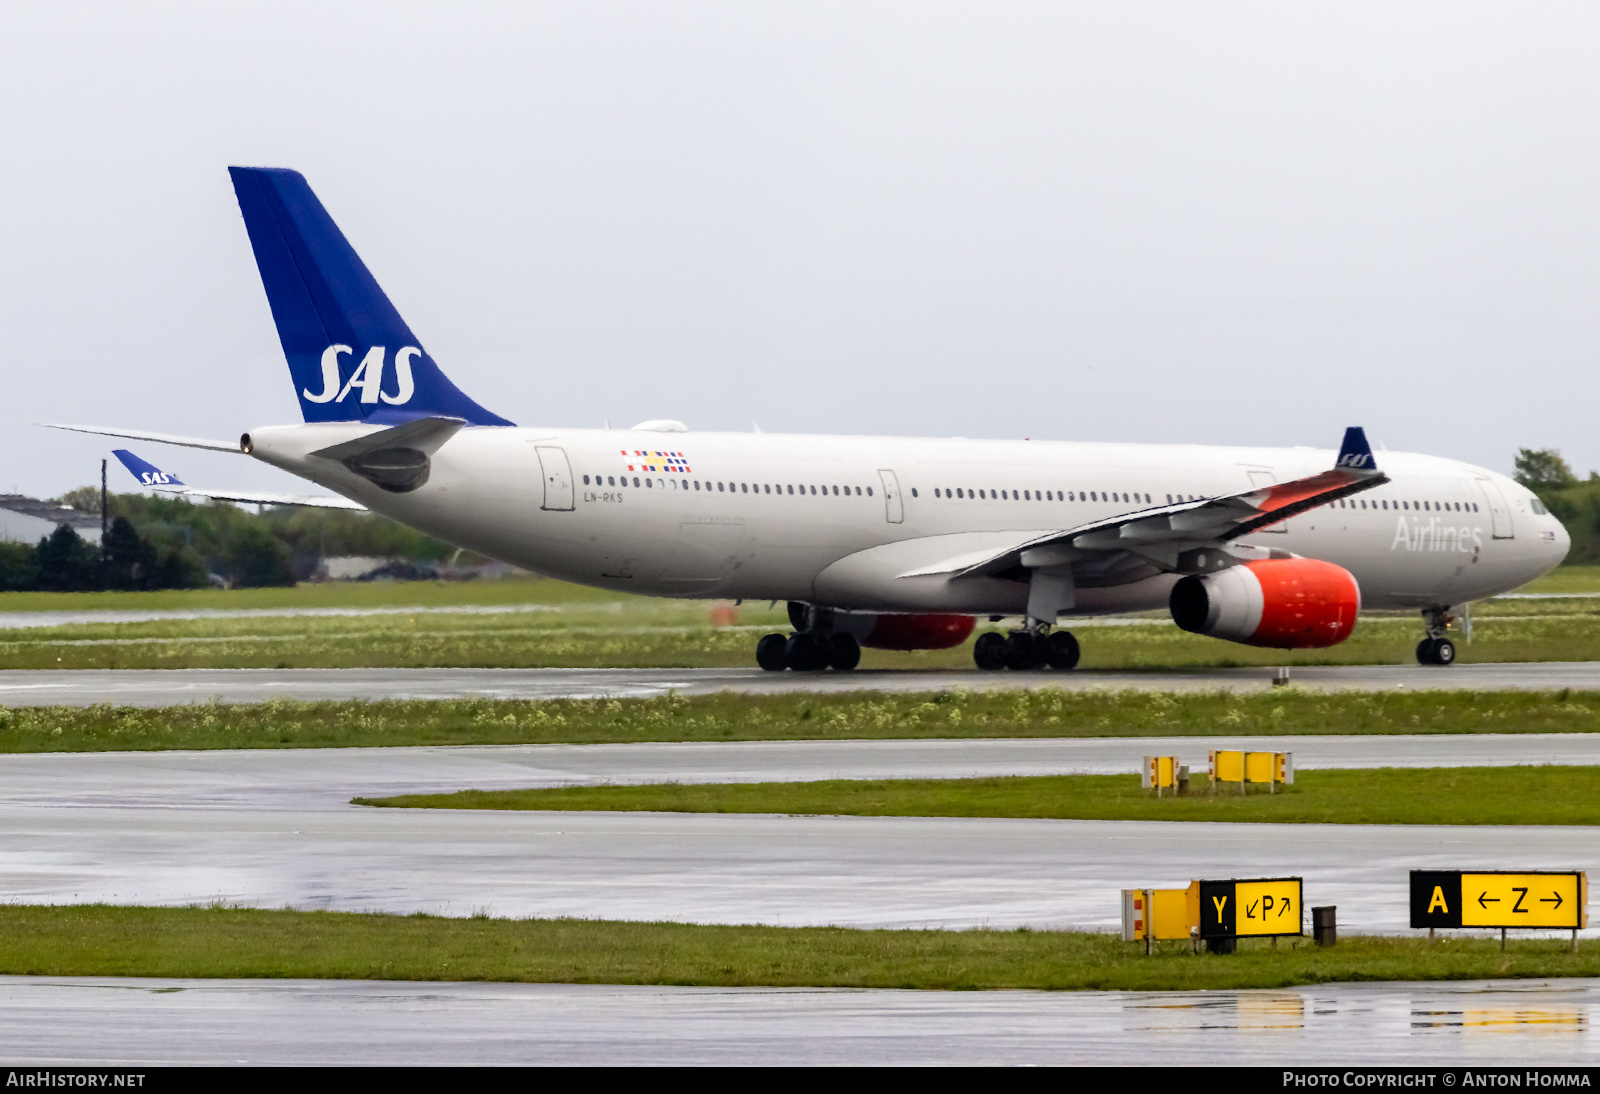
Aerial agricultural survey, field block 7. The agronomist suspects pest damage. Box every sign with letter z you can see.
[1410,870,1588,930]
[1198,877,1304,940]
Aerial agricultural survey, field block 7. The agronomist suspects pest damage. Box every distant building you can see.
[315,555,394,582]
[0,496,101,546]
[307,554,524,582]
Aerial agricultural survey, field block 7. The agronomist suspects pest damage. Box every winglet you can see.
[112,449,186,487]
[1335,426,1378,472]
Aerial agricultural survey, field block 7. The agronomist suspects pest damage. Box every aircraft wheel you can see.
[756,633,789,671]
[973,632,1008,671]
[1005,632,1046,671]
[1416,637,1457,666]
[828,633,862,671]
[1045,630,1081,670]
[784,632,828,672]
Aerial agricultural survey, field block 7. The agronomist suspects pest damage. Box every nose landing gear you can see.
[1416,606,1457,666]
[974,624,1080,671]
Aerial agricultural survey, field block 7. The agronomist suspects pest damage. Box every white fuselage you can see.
[246,425,1569,617]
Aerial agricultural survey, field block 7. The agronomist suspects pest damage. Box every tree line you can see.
[0,490,464,592]
[1515,447,1600,565]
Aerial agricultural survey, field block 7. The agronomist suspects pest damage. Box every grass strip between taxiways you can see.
[0,906,1594,991]
[355,766,1600,826]
[6,689,1600,752]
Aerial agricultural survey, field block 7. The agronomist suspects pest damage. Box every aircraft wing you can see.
[929,427,1389,582]
[109,448,365,510]
[152,486,366,510]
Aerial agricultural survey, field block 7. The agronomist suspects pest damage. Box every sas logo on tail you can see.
[1336,452,1372,469]
[111,449,184,487]
[304,345,419,405]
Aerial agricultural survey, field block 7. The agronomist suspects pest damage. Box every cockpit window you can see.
[1531,497,1549,515]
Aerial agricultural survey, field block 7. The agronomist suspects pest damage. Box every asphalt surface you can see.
[1,734,1595,812]
[7,660,1600,706]
[3,976,1595,1066]
[0,738,1595,932]
[3,734,1597,1064]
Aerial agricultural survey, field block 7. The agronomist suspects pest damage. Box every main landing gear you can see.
[756,603,861,672]
[756,630,860,672]
[974,626,1080,671]
[1416,606,1457,666]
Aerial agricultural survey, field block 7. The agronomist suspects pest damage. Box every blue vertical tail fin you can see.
[228,167,513,427]
[112,449,185,486]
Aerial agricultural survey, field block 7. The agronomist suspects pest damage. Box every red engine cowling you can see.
[1169,558,1359,649]
[860,614,976,651]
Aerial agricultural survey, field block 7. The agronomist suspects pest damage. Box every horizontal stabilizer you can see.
[45,424,241,453]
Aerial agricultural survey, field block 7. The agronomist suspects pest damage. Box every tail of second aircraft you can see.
[228,167,514,428]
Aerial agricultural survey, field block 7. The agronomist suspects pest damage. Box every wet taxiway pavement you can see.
[0,738,1595,932]
[5,661,1600,706]
[0,733,1595,812]
[3,976,1594,1065]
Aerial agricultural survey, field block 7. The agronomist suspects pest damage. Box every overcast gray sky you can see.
[3,1,1598,497]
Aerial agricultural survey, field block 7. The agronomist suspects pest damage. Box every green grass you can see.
[357,767,1600,826]
[3,570,1600,670]
[11,604,1600,670]
[7,688,1600,753]
[0,563,1592,672]
[1508,564,1600,595]
[0,574,625,612]
[0,905,1590,990]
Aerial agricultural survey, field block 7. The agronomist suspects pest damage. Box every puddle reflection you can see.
[1412,1008,1586,1035]
[1126,992,1305,1033]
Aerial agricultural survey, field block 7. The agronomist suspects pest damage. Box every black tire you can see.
[1416,638,1438,665]
[1045,630,1081,670]
[1433,637,1456,666]
[1006,632,1046,671]
[784,632,828,672]
[973,632,1008,671]
[756,633,789,671]
[827,633,861,671]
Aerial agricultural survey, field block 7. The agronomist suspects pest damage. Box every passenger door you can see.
[878,469,904,524]
[536,447,575,511]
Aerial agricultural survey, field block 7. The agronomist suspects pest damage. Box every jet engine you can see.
[1169,558,1359,649]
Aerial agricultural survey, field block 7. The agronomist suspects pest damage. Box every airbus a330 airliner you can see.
[53,168,1569,671]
